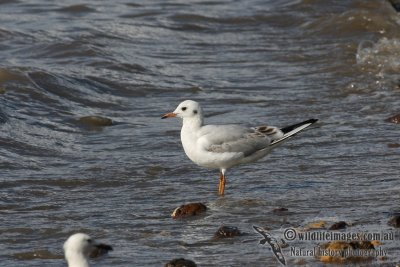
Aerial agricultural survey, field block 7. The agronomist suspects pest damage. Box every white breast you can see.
[180,125,244,170]
[180,125,198,163]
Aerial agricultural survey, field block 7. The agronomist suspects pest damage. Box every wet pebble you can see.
[329,221,347,230]
[171,203,207,219]
[77,116,113,127]
[388,215,400,227]
[165,258,197,267]
[385,114,400,124]
[214,226,241,238]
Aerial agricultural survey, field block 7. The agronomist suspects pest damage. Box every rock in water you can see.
[272,207,288,214]
[165,258,197,267]
[78,116,113,127]
[388,215,400,227]
[385,114,400,124]
[387,143,400,148]
[171,203,207,219]
[329,221,347,230]
[214,226,241,238]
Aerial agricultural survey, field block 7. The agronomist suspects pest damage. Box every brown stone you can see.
[171,203,207,219]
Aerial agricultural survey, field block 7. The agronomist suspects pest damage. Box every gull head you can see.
[64,233,112,267]
[162,100,203,120]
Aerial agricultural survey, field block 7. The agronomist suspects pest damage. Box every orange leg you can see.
[218,171,226,196]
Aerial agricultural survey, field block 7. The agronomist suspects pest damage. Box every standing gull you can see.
[64,233,112,267]
[162,100,317,196]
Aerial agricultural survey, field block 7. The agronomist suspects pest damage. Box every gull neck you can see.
[182,116,203,131]
[66,252,89,267]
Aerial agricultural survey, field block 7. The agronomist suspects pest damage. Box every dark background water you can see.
[0,0,399,266]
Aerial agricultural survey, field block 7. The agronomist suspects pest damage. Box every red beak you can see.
[161,112,177,119]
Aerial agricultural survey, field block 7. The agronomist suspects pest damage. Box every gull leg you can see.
[218,172,223,195]
[218,169,227,196]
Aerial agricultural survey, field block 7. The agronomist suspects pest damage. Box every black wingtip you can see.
[306,118,318,124]
[280,118,318,134]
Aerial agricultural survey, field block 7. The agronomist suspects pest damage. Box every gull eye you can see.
[181,107,187,111]
[87,239,92,243]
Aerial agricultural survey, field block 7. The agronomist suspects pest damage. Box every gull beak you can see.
[161,112,177,119]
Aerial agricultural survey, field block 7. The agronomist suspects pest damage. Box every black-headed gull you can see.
[63,233,112,267]
[162,100,317,195]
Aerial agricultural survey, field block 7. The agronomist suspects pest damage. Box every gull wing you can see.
[198,124,283,157]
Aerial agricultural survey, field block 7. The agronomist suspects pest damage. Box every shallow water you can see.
[0,0,400,266]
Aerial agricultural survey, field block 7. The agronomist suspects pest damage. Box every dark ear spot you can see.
[193,110,198,114]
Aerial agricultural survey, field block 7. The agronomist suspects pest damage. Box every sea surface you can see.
[0,0,399,266]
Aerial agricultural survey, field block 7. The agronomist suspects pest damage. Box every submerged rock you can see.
[387,143,400,148]
[171,203,207,219]
[329,221,348,230]
[305,220,327,230]
[0,87,6,94]
[165,258,197,267]
[273,207,288,214]
[89,243,113,258]
[385,114,400,124]
[0,108,8,124]
[13,250,61,260]
[214,226,241,238]
[77,116,113,127]
[388,215,400,227]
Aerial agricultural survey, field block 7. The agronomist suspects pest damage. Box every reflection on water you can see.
[0,0,399,266]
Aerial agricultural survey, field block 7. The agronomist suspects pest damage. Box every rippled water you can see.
[1,0,400,266]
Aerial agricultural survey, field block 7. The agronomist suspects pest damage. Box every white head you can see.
[64,233,112,267]
[161,100,203,126]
